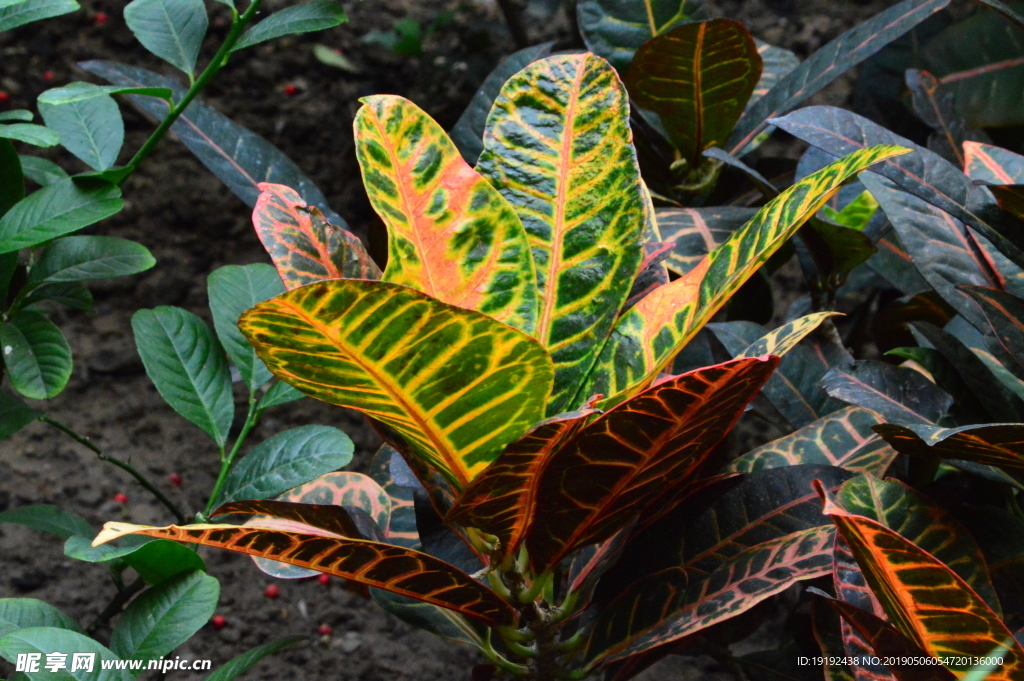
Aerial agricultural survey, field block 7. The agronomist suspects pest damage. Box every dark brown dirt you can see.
[0,0,894,678]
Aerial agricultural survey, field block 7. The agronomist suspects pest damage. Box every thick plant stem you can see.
[120,0,264,177]
[40,416,186,524]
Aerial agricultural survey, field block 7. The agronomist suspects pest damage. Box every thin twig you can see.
[86,576,145,635]
[40,416,187,524]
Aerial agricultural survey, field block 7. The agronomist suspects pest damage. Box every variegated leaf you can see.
[253,183,380,288]
[92,522,517,626]
[476,53,646,415]
[581,144,909,404]
[655,206,755,277]
[353,95,538,334]
[239,279,554,488]
[525,356,778,570]
[734,312,839,359]
[874,422,1024,473]
[726,406,897,476]
[369,445,420,548]
[831,535,896,681]
[576,0,710,72]
[819,485,1024,678]
[963,141,1024,184]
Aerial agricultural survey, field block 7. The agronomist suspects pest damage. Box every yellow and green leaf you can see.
[239,279,554,488]
[253,183,381,287]
[476,53,647,414]
[579,144,910,405]
[92,521,516,626]
[353,95,538,334]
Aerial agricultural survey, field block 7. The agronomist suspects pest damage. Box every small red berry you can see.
[168,473,181,486]
[42,71,54,82]
[211,615,226,630]
[317,574,330,586]
[113,493,128,505]
[318,624,333,636]
[0,91,8,103]
[94,11,107,24]
[283,83,299,97]
[264,584,280,599]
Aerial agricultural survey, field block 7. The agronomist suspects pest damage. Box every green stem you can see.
[119,0,264,179]
[204,397,259,516]
[481,629,531,676]
[40,416,186,524]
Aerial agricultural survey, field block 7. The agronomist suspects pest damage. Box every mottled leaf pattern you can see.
[476,53,646,414]
[92,522,516,626]
[655,206,755,276]
[354,96,538,333]
[239,279,554,487]
[525,356,778,570]
[874,422,1024,472]
[253,183,380,288]
[624,19,761,164]
[582,145,909,403]
[831,536,897,681]
[727,406,897,476]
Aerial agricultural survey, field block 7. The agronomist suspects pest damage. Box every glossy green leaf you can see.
[727,0,949,155]
[624,19,761,164]
[0,123,60,147]
[874,422,1024,472]
[964,141,1024,184]
[252,183,378,289]
[354,95,537,334]
[63,534,156,564]
[38,83,172,106]
[727,406,897,476]
[123,539,207,585]
[583,144,908,404]
[132,307,234,447]
[110,570,219,668]
[1,311,73,400]
[80,61,346,225]
[0,110,32,122]
[0,389,41,440]
[0,627,132,681]
[0,178,123,254]
[123,0,207,76]
[905,69,983,167]
[577,0,709,72]
[476,53,646,413]
[18,156,68,186]
[240,279,553,488]
[94,521,517,626]
[0,505,91,540]
[0,599,79,640]
[29,236,154,284]
[525,356,778,570]
[257,379,303,411]
[655,206,755,276]
[207,263,285,393]
[0,0,79,33]
[202,637,306,681]
[822,360,952,426]
[22,282,92,312]
[38,91,123,171]
[233,0,346,51]
[216,426,354,505]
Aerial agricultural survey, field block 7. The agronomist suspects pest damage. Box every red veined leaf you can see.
[369,445,420,549]
[564,528,632,618]
[584,525,837,666]
[655,206,755,277]
[748,41,799,107]
[727,406,897,476]
[817,483,1024,678]
[831,535,896,681]
[905,69,982,168]
[727,0,949,155]
[445,405,598,558]
[92,522,517,626]
[353,95,538,334]
[624,19,762,165]
[963,142,1024,184]
[813,589,957,681]
[874,422,1024,473]
[253,183,380,289]
[215,500,382,540]
[525,356,779,571]
[821,360,952,426]
[811,597,860,681]
[960,286,1024,378]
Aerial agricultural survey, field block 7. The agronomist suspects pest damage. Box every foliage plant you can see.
[84,51,912,680]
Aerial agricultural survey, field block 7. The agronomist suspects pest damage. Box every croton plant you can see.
[88,51,997,680]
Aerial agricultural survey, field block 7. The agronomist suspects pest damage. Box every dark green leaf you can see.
[748,40,799,108]
[232,0,346,52]
[22,282,93,311]
[577,0,709,71]
[257,379,303,411]
[207,263,284,393]
[0,110,32,123]
[0,504,91,540]
[0,0,79,33]
[0,600,79,639]
[215,425,353,505]
[905,69,986,167]
[0,139,23,219]
[37,83,172,105]
[0,124,60,147]
[123,0,208,76]
[38,90,123,171]
[1,311,73,399]
[0,627,132,681]
[874,421,1024,472]
[0,178,123,254]
[202,637,306,681]
[79,61,346,226]
[29,236,154,284]
[131,307,234,446]
[821,360,953,426]
[960,286,1024,378]
[655,206,755,276]
[63,534,155,563]
[727,0,950,155]
[369,589,486,648]
[18,156,67,186]
[123,538,207,585]
[0,389,41,440]
[110,570,219,666]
